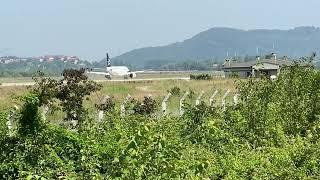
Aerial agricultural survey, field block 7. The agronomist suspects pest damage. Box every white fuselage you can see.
[106,66,131,76]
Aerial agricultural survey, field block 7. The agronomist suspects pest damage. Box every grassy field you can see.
[0,71,236,123]
[0,77,237,114]
[0,70,224,83]
[0,86,29,110]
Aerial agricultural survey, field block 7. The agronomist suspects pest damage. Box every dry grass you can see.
[0,86,29,110]
[0,78,238,114]
[92,78,237,101]
[83,78,239,118]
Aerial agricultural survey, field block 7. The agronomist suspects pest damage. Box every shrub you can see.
[190,74,212,80]
[229,72,240,78]
[132,96,158,115]
[32,68,102,130]
[0,112,8,138]
[188,88,196,99]
[95,96,115,112]
[167,86,181,96]
[57,68,102,129]
[18,94,43,136]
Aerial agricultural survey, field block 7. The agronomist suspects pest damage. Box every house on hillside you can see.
[223,53,292,78]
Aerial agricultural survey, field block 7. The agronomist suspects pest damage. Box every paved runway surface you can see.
[0,77,190,87]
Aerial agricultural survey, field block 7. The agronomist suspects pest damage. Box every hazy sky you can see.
[1,0,320,60]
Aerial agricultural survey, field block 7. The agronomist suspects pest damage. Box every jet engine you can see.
[129,72,137,78]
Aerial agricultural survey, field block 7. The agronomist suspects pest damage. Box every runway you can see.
[0,77,190,87]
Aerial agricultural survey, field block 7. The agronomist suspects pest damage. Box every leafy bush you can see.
[188,88,196,99]
[33,69,102,130]
[95,96,115,112]
[17,94,43,136]
[229,72,240,78]
[167,86,181,96]
[0,112,8,138]
[57,69,102,128]
[190,74,212,80]
[132,96,158,115]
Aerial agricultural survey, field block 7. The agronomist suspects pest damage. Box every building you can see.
[0,56,22,64]
[0,55,81,64]
[223,53,292,78]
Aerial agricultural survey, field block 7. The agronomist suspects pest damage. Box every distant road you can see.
[0,77,190,87]
[1,82,36,87]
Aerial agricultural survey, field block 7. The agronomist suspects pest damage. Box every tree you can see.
[33,68,102,130]
[56,68,102,129]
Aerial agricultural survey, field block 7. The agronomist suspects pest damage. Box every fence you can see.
[7,89,239,128]
[94,89,238,120]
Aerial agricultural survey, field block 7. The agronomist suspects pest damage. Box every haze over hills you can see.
[112,26,320,68]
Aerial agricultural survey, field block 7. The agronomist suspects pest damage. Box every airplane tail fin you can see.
[106,53,111,67]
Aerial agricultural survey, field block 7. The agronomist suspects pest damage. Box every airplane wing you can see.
[86,71,110,76]
[92,68,106,71]
[131,71,145,74]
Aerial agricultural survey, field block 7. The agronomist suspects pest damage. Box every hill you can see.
[112,26,320,68]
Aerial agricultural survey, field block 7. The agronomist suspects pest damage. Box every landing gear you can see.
[105,75,112,80]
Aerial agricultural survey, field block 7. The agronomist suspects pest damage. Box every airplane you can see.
[87,53,144,80]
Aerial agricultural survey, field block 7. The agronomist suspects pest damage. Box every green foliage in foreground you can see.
[1,62,320,179]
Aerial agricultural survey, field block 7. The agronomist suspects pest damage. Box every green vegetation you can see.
[0,78,235,111]
[190,74,212,80]
[140,59,222,71]
[132,96,158,115]
[167,86,181,96]
[1,61,320,179]
[0,60,89,77]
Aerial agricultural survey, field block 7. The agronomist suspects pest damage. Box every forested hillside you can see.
[0,60,90,77]
[113,26,320,67]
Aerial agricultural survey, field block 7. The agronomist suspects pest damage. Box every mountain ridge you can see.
[112,26,320,68]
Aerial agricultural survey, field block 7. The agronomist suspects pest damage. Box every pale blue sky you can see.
[1,0,319,60]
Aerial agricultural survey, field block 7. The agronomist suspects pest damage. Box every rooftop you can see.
[223,55,292,69]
